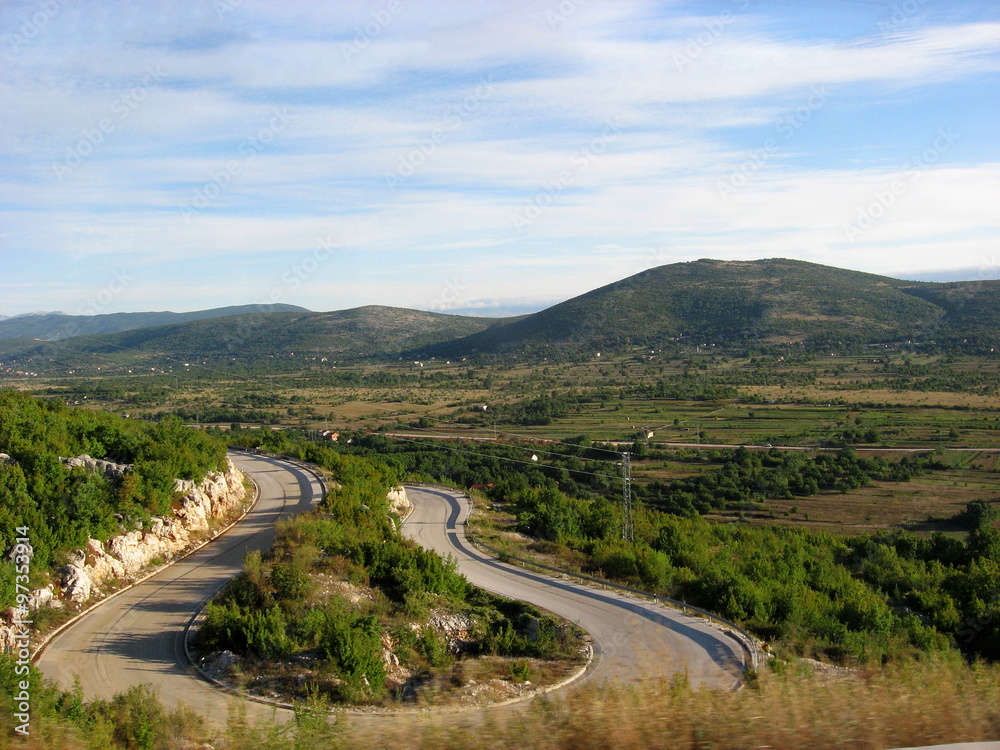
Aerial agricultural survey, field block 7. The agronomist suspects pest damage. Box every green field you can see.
[7,347,999,544]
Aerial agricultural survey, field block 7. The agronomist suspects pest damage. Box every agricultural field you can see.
[8,348,1000,545]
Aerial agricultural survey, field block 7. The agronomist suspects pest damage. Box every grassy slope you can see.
[4,260,1000,369]
[0,306,502,366]
[432,259,1000,356]
[0,304,310,341]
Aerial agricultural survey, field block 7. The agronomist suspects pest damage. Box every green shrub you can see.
[270,562,311,602]
[320,609,386,691]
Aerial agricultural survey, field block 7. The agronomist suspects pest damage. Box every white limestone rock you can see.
[387,486,413,517]
[27,586,54,610]
[56,458,247,605]
[61,562,92,603]
[61,454,132,478]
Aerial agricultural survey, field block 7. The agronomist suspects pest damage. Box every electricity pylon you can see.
[621,451,633,542]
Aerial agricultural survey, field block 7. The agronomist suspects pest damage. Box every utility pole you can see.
[621,451,633,543]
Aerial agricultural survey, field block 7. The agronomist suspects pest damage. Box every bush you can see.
[270,562,311,602]
[320,609,386,692]
[95,685,169,750]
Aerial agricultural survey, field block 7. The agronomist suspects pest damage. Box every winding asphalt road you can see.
[35,453,744,725]
[401,485,746,691]
[35,452,323,721]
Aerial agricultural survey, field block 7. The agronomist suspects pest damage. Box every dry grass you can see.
[744,384,1000,409]
[351,657,1000,750]
[7,658,998,750]
[717,464,1000,536]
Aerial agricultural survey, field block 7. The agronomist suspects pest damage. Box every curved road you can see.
[402,486,746,691]
[35,452,323,721]
[36,454,744,725]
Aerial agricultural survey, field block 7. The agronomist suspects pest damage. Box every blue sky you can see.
[1,0,998,318]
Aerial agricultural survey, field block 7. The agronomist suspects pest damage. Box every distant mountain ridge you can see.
[422,258,1000,357]
[0,304,310,341]
[0,305,502,368]
[2,260,998,371]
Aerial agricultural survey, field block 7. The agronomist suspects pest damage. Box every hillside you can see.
[0,306,502,370]
[0,304,309,341]
[424,259,1000,358]
[2,260,998,372]
[0,390,229,594]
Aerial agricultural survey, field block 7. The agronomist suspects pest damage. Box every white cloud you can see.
[1,1,998,315]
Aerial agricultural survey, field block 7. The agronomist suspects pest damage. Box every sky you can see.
[1,0,999,319]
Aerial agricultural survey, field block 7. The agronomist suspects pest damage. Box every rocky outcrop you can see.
[58,458,247,604]
[200,650,242,682]
[28,585,57,610]
[60,454,131,479]
[430,611,474,653]
[387,486,412,518]
[0,610,21,654]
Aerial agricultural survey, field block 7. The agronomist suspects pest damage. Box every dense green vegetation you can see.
[194,442,580,705]
[634,375,741,401]
[638,447,944,515]
[228,429,1000,665]
[427,259,1000,359]
[483,475,1000,664]
[0,390,228,603]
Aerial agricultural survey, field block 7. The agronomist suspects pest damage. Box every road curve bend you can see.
[35,452,323,721]
[35,456,744,727]
[401,486,747,691]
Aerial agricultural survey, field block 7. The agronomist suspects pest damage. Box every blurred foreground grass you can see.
[5,655,998,749]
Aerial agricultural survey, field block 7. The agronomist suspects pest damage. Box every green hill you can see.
[0,389,228,595]
[0,304,309,341]
[424,259,1000,357]
[2,260,998,372]
[0,306,501,371]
